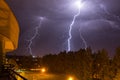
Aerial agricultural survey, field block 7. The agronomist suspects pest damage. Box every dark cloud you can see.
[6,0,120,56]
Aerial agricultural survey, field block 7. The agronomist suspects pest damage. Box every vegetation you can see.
[42,47,120,80]
[7,47,120,80]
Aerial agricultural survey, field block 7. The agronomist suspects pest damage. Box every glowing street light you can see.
[68,76,74,80]
[41,68,46,73]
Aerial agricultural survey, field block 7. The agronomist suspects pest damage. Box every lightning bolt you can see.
[67,0,87,51]
[79,28,87,49]
[67,7,80,51]
[28,17,43,57]
[99,3,120,30]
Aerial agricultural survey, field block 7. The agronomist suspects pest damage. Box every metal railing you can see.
[0,64,27,80]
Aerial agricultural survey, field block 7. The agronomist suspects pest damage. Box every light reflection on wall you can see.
[0,0,19,53]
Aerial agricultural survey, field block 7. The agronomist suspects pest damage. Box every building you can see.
[0,0,19,65]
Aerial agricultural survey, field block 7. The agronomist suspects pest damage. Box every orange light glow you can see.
[41,68,46,73]
[68,76,74,80]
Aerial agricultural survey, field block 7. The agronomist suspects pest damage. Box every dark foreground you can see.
[17,71,77,80]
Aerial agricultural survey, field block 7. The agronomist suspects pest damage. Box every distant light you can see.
[32,56,36,58]
[30,68,41,71]
[68,76,74,80]
[41,68,46,73]
[16,69,23,72]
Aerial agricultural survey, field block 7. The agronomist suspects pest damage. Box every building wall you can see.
[0,0,19,53]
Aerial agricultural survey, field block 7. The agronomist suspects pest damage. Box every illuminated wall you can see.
[0,0,19,53]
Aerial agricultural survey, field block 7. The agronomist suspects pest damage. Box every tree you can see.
[92,49,110,80]
[113,47,120,70]
[42,54,58,73]
[112,47,120,79]
[73,48,92,80]
[113,70,120,80]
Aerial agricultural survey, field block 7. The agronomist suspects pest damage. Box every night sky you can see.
[6,0,120,57]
